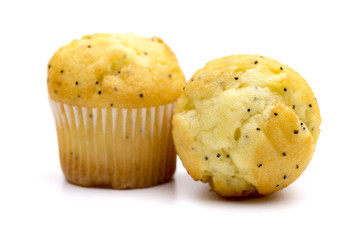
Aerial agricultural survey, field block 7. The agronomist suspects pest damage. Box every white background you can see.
[1,0,359,239]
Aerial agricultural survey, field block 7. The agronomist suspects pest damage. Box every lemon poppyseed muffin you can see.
[172,54,321,197]
[48,33,185,188]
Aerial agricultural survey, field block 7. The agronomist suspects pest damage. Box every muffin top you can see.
[47,33,185,108]
[172,54,321,196]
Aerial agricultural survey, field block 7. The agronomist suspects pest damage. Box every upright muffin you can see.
[172,55,321,197]
[48,33,185,188]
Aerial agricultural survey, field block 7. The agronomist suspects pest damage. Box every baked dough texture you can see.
[48,33,185,108]
[172,55,321,197]
[48,33,185,189]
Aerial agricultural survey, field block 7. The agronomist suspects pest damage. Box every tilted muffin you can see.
[172,55,321,197]
[48,33,185,188]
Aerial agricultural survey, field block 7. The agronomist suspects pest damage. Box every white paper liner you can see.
[49,99,176,189]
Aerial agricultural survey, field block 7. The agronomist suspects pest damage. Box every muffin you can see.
[172,55,321,197]
[48,33,185,188]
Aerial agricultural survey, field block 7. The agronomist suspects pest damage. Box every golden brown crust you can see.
[172,54,321,197]
[251,103,314,195]
[47,33,185,108]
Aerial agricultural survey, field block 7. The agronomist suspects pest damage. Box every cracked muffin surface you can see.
[172,54,321,197]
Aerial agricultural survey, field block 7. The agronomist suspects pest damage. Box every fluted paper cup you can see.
[49,99,176,189]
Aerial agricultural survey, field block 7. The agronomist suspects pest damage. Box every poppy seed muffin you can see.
[48,33,185,189]
[172,55,321,197]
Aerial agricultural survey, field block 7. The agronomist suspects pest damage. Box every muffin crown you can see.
[47,33,185,108]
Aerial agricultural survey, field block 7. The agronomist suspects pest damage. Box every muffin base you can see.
[50,99,176,189]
